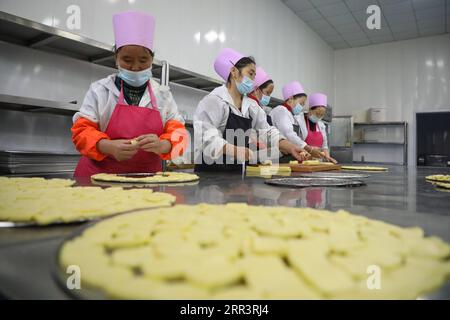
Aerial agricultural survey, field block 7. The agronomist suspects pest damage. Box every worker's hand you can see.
[136,134,172,154]
[98,139,139,161]
[325,155,338,164]
[234,146,254,163]
[306,146,326,159]
[290,146,310,163]
[249,134,267,150]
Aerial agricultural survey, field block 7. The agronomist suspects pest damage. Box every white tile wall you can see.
[334,33,450,165]
[0,0,335,103]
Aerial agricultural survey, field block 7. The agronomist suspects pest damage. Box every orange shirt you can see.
[71,117,188,161]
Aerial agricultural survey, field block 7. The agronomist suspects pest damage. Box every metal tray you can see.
[51,210,450,300]
[297,172,370,179]
[0,206,172,228]
[265,177,365,188]
[91,173,200,185]
[53,221,109,300]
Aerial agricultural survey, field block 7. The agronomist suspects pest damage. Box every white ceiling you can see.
[282,0,450,49]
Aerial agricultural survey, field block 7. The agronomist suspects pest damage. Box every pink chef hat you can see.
[282,81,305,101]
[214,48,245,81]
[254,67,272,90]
[113,11,156,51]
[309,93,328,108]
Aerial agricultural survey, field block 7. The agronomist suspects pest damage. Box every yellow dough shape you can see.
[0,179,175,225]
[302,160,321,166]
[435,182,450,189]
[246,165,291,177]
[91,172,199,184]
[426,175,450,183]
[342,165,388,171]
[289,160,299,165]
[130,139,139,146]
[260,160,273,166]
[59,204,450,300]
[0,177,74,189]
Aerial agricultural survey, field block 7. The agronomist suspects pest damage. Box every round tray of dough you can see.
[341,165,388,172]
[55,204,450,299]
[297,172,370,180]
[0,177,176,227]
[90,172,200,184]
[265,177,365,188]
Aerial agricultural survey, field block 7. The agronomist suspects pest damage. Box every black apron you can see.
[279,123,300,163]
[195,106,253,172]
[266,114,273,126]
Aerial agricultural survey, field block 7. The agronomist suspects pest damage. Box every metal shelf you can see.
[0,10,284,111]
[353,121,408,165]
[354,141,405,145]
[0,10,116,68]
[354,121,407,126]
[0,93,79,115]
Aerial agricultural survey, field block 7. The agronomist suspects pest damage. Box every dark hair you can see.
[293,93,307,99]
[259,79,274,91]
[226,56,256,83]
[285,93,307,103]
[115,45,155,58]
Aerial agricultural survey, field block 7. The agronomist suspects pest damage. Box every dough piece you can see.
[0,177,74,189]
[261,160,273,166]
[426,175,450,183]
[59,204,450,300]
[130,139,139,146]
[91,172,199,184]
[341,165,388,171]
[289,160,299,165]
[435,182,450,189]
[302,160,321,166]
[246,165,291,176]
[0,180,175,225]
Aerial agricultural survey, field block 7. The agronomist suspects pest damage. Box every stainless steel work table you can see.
[1,165,449,299]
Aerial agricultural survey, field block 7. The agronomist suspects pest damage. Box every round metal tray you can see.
[91,174,200,185]
[297,172,370,179]
[0,205,172,228]
[53,221,109,300]
[265,177,365,188]
[52,209,450,300]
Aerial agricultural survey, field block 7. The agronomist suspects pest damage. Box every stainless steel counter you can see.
[0,165,449,299]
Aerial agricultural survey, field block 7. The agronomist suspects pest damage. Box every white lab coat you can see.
[194,85,284,161]
[270,105,306,148]
[270,105,328,150]
[73,74,184,130]
[262,105,272,115]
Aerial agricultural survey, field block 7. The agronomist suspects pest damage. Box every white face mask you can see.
[118,66,153,87]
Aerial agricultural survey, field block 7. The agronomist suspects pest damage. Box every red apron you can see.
[304,116,324,148]
[306,188,323,208]
[74,81,164,177]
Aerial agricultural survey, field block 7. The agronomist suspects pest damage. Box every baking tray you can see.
[53,221,109,300]
[91,173,200,185]
[0,205,173,228]
[297,172,370,179]
[265,177,365,188]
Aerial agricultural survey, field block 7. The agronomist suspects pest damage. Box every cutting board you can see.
[279,163,342,173]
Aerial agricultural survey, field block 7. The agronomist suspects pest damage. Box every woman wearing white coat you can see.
[193,48,309,172]
[71,11,187,177]
[270,81,324,160]
[297,93,337,164]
